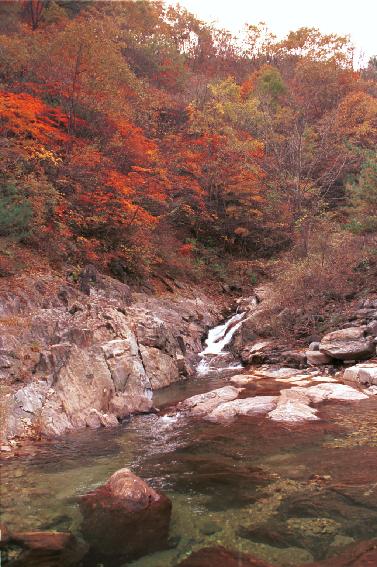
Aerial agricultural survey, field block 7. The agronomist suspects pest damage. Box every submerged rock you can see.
[254,367,304,379]
[0,528,87,566]
[80,468,172,564]
[239,516,340,560]
[306,350,332,366]
[176,546,274,567]
[319,327,375,361]
[305,537,377,566]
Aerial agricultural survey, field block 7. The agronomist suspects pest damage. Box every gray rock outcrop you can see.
[0,271,222,441]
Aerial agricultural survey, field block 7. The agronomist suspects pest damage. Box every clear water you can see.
[1,368,377,566]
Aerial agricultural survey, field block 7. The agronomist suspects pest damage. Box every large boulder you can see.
[108,392,151,419]
[230,374,256,386]
[366,320,377,336]
[52,346,115,429]
[319,327,375,361]
[267,380,370,424]
[343,363,377,386]
[0,272,223,442]
[79,468,172,564]
[13,381,50,414]
[268,401,319,422]
[177,386,242,417]
[101,335,151,397]
[134,314,176,355]
[39,399,74,437]
[240,340,274,364]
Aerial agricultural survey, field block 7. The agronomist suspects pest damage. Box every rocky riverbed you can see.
[1,273,377,566]
[1,372,377,566]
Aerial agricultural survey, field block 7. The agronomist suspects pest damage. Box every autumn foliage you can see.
[0,1,376,283]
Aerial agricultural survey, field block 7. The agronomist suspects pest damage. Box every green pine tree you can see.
[0,184,33,240]
[346,151,377,234]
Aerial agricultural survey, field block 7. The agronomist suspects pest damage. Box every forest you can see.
[1,0,376,301]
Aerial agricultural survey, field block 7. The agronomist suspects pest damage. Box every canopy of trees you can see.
[0,0,376,281]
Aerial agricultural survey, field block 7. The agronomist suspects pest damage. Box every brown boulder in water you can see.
[79,468,172,564]
[176,546,274,566]
[0,528,87,566]
[305,538,377,566]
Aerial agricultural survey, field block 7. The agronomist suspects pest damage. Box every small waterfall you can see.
[197,312,245,375]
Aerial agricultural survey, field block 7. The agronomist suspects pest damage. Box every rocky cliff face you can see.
[0,269,223,441]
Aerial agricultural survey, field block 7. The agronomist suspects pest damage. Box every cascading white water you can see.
[197,312,245,375]
[200,312,245,355]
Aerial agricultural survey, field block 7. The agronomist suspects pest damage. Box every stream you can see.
[1,315,377,566]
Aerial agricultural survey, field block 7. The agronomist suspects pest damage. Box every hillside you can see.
[0,0,376,297]
[1,3,377,567]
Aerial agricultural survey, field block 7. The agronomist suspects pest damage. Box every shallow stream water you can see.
[1,317,377,566]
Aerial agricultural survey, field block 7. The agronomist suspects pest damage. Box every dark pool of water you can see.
[1,372,377,566]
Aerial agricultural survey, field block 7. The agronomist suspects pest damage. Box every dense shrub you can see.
[259,229,377,337]
[0,184,33,240]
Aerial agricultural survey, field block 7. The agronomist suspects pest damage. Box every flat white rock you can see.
[207,396,278,422]
[295,383,368,403]
[268,400,319,422]
[343,363,377,386]
[177,385,242,416]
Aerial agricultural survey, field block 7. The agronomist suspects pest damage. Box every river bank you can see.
[0,266,232,448]
[1,269,377,566]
